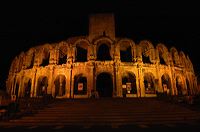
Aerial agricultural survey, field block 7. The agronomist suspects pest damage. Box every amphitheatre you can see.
[1,13,200,131]
[6,13,198,99]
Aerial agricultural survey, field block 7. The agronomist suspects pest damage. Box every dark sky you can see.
[0,1,200,90]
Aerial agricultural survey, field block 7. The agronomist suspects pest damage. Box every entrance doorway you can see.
[96,72,113,97]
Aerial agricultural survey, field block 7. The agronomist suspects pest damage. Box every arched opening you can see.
[54,75,66,97]
[58,52,67,65]
[74,74,87,95]
[58,45,68,65]
[96,72,113,97]
[140,41,153,64]
[37,76,48,96]
[142,54,151,64]
[24,79,32,98]
[161,74,171,95]
[15,83,19,98]
[27,53,35,69]
[97,44,111,61]
[122,72,137,95]
[176,76,183,96]
[144,73,156,94]
[157,45,168,65]
[186,79,191,95]
[120,45,132,62]
[59,55,67,64]
[76,45,87,62]
[40,52,50,67]
[159,54,166,65]
[171,48,180,66]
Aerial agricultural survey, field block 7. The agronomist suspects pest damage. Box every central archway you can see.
[96,72,113,97]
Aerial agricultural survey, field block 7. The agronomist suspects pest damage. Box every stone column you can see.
[87,63,94,98]
[33,68,38,97]
[48,66,54,96]
[66,69,71,98]
[67,50,73,98]
[171,68,177,96]
[115,66,122,97]
[70,71,74,98]
[49,49,58,65]
[137,64,145,97]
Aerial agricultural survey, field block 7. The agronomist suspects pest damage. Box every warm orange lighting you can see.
[6,14,198,99]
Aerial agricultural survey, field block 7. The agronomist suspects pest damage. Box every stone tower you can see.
[89,13,115,41]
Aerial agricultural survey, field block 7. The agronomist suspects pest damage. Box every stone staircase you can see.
[1,97,200,129]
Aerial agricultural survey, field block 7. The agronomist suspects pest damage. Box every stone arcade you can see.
[6,14,198,98]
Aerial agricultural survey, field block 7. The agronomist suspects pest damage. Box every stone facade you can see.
[6,14,198,98]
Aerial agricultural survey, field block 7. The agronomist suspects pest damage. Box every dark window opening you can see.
[24,80,31,98]
[59,55,67,65]
[15,83,19,98]
[122,77,128,85]
[159,54,166,65]
[142,54,152,64]
[176,78,182,96]
[186,79,191,95]
[27,53,35,69]
[161,75,171,95]
[103,31,106,36]
[55,76,66,97]
[122,74,137,94]
[37,77,48,96]
[74,76,87,95]
[144,75,155,94]
[120,47,132,62]
[40,53,50,67]
[96,73,113,97]
[76,46,87,62]
[97,44,111,61]
[160,57,166,65]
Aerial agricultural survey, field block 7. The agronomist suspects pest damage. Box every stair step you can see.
[1,98,200,127]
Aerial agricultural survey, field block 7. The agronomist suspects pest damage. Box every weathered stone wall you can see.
[6,14,198,98]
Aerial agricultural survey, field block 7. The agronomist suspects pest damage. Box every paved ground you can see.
[1,97,200,131]
[1,123,200,132]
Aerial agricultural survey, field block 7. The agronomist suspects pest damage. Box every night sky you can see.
[0,1,200,90]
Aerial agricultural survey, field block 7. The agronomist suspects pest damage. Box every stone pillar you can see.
[66,69,71,98]
[33,68,38,97]
[31,69,37,97]
[49,49,58,65]
[87,64,94,98]
[71,71,74,98]
[137,64,145,97]
[157,74,163,93]
[115,66,122,97]
[113,56,121,97]
[171,68,177,96]
[72,46,76,63]
[48,66,54,96]
[67,51,73,98]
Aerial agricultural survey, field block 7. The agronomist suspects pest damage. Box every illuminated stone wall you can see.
[6,14,198,98]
